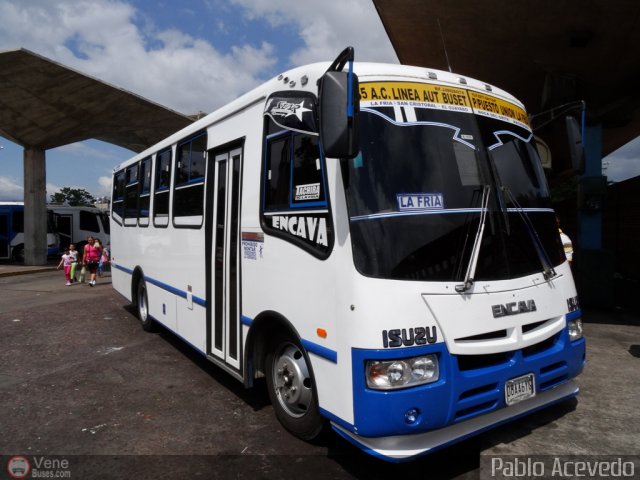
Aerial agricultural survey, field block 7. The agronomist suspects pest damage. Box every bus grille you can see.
[453,331,566,422]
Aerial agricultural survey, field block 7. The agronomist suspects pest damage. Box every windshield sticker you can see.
[397,193,444,211]
[294,183,321,201]
[359,81,531,131]
[360,82,472,113]
[467,90,530,130]
[264,92,318,135]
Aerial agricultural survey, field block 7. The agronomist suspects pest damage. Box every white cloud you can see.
[0,176,63,202]
[54,142,119,160]
[0,0,278,114]
[0,0,397,116]
[46,182,63,201]
[0,0,399,200]
[0,176,23,201]
[230,0,398,66]
[97,176,112,197]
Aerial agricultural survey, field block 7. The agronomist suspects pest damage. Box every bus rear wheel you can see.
[136,279,154,332]
[11,244,24,263]
[265,334,324,441]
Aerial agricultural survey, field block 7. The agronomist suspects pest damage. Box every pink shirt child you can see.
[57,252,73,285]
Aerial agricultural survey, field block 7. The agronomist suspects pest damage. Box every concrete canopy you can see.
[0,48,193,152]
[372,0,640,157]
[0,48,195,265]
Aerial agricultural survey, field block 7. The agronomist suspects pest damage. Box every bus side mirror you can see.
[318,70,360,159]
[565,116,585,174]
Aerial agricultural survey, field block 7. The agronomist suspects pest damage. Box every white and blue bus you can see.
[0,202,60,261]
[111,48,585,461]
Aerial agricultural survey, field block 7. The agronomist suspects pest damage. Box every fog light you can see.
[404,408,420,425]
[568,318,583,341]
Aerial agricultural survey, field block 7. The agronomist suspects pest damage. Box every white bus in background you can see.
[110,48,586,461]
[48,205,110,252]
[0,202,59,261]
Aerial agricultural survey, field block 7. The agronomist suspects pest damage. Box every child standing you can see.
[57,247,73,286]
[69,244,79,283]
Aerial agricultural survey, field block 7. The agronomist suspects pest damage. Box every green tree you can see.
[50,187,96,206]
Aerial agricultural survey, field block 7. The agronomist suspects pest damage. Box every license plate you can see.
[505,373,535,406]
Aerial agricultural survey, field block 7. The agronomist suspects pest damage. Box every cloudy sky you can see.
[0,0,638,201]
[0,0,398,201]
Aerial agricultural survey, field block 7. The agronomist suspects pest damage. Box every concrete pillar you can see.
[23,147,48,265]
[577,123,605,249]
[576,124,613,308]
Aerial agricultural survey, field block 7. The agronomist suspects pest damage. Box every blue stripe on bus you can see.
[113,263,134,275]
[116,265,335,362]
[301,338,338,363]
[113,263,207,307]
[240,314,336,362]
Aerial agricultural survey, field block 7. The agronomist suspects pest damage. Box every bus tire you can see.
[265,334,324,441]
[136,278,154,332]
[11,244,24,263]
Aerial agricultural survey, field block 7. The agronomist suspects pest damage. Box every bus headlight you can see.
[568,318,583,341]
[366,355,439,390]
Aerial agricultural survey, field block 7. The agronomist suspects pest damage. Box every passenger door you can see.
[206,145,243,371]
[54,214,73,250]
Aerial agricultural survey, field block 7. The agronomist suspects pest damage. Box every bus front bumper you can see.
[330,380,578,462]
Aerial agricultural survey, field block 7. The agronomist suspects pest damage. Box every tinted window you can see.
[173,132,207,227]
[12,211,24,233]
[124,165,139,225]
[139,157,152,225]
[154,149,172,227]
[112,170,125,222]
[79,210,100,233]
[264,129,325,211]
[264,135,291,211]
[260,117,332,258]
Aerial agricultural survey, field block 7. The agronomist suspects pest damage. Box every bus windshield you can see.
[341,107,565,282]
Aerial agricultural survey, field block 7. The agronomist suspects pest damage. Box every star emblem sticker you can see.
[293,100,312,121]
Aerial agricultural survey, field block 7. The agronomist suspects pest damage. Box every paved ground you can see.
[0,268,638,479]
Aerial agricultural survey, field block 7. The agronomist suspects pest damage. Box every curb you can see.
[0,267,57,278]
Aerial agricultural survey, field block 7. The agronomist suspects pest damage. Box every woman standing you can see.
[83,236,102,287]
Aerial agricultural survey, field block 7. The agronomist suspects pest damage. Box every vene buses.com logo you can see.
[7,456,30,479]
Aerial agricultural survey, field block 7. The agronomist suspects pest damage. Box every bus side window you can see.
[154,149,172,228]
[291,135,326,207]
[260,117,334,258]
[173,131,206,228]
[79,210,100,233]
[124,164,139,226]
[139,157,152,226]
[112,170,125,224]
[264,134,292,211]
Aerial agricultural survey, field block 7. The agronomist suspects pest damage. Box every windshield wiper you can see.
[502,187,557,280]
[456,185,491,293]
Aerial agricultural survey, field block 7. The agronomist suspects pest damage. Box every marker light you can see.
[568,318,583,341]
[366,355,439,390]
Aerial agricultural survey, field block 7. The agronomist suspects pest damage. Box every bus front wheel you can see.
[136,279,154,332]
[265,334,324,441]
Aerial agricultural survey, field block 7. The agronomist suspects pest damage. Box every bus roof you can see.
[115,60,524,171]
